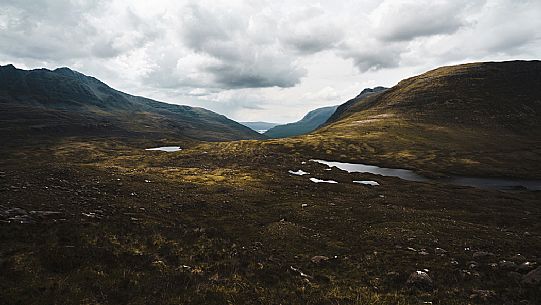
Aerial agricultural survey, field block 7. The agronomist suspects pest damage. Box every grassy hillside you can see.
[264,105,338,138]
[0,64,263,142]
[280,61,541,178]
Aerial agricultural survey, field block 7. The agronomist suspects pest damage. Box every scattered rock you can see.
[151,260,166,268]
[290,266,313,280]
[29,210,62,218]
[517,262,536,272]
[472,251,494,259]
[180,265,192,270]
[311,255,329,265]
[1,208,34,224]
[386,271,400,282]
[82,212,98,218]
[387,271,400,277]
[510,254,526,262]
[4,207,27,215]
[469,289,496,302]
[499,260,517,271]
[8,215,33,224]
[466,261,479,269]
[419,250,429,256]
[460,269,479,278]
[522,266,541,285]
[434,247,448,255]
[406,271,433,291]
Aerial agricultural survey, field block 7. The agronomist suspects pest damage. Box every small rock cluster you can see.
[0,207,62,224]
[406,270,433,291]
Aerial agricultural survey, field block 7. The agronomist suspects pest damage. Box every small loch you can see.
[311,159,541,191]
[145,146,182,152]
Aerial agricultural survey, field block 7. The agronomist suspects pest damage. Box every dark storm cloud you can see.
[342,47,402,72]
[281,28,343,54]
[171,2,306,89]
[205,64,304,89]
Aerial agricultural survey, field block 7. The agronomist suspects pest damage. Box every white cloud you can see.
[372,0,478,42]
[0,0,539,123]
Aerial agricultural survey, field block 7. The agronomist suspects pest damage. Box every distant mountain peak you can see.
[355,86,387,98]
[0,64,16,70]
[53,67,75,74]
[322,86,388,126]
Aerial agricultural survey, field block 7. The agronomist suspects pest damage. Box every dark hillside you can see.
[0,65,263,142]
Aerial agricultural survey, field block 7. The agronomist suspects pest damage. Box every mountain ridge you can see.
[264,105,338,138]
[323,86,388,126]
[0,64,263,142]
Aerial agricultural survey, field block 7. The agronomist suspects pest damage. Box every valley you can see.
[1,61,540,305]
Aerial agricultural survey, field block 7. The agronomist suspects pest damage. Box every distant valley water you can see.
[240,122,278,135]
[311,159,541,191]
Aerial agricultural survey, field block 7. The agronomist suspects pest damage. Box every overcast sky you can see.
[1,0,540,123]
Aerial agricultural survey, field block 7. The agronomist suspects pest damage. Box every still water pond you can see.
[311,159,541,191]
[145,146,182,152]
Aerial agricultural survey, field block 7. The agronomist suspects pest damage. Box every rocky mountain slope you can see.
[0,64,263,142]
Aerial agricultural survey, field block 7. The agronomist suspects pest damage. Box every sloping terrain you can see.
[284,61,541,178]
[324,86,388,126]
[0,64,263,142]
[264,105,338,138]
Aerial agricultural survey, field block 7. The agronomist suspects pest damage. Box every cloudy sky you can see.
[1,0,540,123]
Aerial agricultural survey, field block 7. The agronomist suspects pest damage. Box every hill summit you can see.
[0,64,263,142]
[289,60,541,178]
